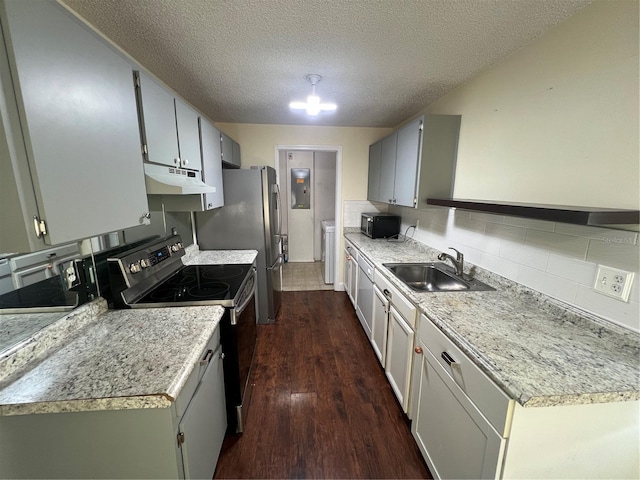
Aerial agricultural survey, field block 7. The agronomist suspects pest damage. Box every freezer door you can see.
[267,254,283,321]
[260,166,281,267]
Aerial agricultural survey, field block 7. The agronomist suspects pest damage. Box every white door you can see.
[286,151,314,262]
[385,306,414,413]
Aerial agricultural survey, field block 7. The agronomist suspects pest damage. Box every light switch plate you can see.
[593,265,635,302]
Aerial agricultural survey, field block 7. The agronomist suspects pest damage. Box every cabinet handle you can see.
[220,352,225,360]
[441,351,456,366]
[199,349,214,366]
[174,158,180,164]
[415,346,423,354]
[383,289,392,301]
[182,159,189,166]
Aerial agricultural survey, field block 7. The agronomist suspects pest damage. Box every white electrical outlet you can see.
[593,265,635,302]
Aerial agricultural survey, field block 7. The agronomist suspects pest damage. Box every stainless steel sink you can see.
[383,262,495,292]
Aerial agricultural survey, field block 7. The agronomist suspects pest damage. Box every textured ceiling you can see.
[61,0,592,127]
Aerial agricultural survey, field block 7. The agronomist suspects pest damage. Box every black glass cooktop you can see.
[136,264,252,305]
[0,276,78,311]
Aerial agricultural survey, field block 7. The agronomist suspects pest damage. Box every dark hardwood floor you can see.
[214,291,432,479]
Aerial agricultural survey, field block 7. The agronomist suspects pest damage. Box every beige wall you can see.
[408,0,639,210]
[215,124,390,202]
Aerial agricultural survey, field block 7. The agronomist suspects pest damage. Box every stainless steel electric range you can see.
[107,235,257,434]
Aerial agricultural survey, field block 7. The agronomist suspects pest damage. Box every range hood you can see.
[144,163,216,195]
[427,198,640,229]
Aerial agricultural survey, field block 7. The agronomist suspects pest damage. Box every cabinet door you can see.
[1,0,148,247]
[394,117,422,207]
[367,141,382,202]
[343,248,351,297]
[412,345,503,480]
[379,133,397,203]
[356,264,373,338]
[175,99,201,171]
[232,139,241,167]
[178,346,227,480]
[385,306,414,412]
[136,71,180,168]
[220,132,234,166]
[371,285,389,365]
[199,118,224,210]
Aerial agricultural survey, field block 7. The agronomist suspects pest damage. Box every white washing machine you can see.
[321,220,335,284]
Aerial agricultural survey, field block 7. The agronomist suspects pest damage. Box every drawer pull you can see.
[441,351,456,366]
[199,349,214,366]
[383,289,392,300]
[415,346,423,354]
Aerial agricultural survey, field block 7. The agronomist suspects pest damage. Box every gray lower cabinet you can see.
[0,330,227,479]
[135,71,201,172]
[367,115,460,208]
[0,0,149,252]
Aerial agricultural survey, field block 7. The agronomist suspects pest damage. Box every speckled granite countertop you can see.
[345,232,640,408]
[0,301,224,416]
[182,245,258,266]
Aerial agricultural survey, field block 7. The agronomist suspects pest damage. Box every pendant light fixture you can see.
[289,74,337,116]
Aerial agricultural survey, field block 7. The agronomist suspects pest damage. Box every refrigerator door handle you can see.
[268,254,283,271]
[273,183,282,239]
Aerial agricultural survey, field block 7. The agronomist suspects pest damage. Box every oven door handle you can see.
[234,270,257,318]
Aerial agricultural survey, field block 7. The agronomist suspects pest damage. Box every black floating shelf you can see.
[426,198,640,227]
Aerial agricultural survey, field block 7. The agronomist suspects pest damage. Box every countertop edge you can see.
[0,394,172,416]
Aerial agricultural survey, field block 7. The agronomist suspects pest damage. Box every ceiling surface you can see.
[61,0,593,128]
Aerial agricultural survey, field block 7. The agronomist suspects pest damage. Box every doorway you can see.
[275,145,341,290]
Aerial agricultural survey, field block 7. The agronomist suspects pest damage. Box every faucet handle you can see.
[447,247,463,261]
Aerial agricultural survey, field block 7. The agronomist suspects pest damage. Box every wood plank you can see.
[214,291,431,479]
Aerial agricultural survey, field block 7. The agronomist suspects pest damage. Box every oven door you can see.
[361,214,372,237]
[222,275,257,433]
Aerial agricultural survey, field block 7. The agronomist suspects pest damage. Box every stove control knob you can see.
[170,243,183,252]
[129,262,141,274]
[140,259,151,269]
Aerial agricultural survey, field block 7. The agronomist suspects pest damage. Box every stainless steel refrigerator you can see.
[195,166,282,324]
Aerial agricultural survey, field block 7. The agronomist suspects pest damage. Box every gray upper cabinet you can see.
[395,118,423,207]
[135,71,201,172]
[379,133,398,203]
[220,131,241,168]
[135,71,179,168]
[367,140,382,202]
[367,115,460,209]
[0,0,148,252]
[199,118,224,210]
[232,139,241,167]
[175,99,201,172]
[414,115,461,210]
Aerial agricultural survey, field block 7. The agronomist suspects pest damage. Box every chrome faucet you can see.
[437,247,464,277]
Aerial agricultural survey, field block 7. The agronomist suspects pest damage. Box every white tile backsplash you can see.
[342,200,388,227]
[524,229,589,260]
[555,223,639,244]
[499,240,550,270]
[387,204,640,331]
[502,216,556,232]
[517,265,579,304]
[586,238,640,271]
[546,254,598,285]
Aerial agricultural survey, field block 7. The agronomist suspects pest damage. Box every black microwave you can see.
[361,213,401,239]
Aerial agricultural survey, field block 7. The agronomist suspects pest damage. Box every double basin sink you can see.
[384,262,495,293]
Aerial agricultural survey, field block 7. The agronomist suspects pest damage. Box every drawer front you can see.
[175,327,221,418]
[374,270,416,329]
[419,314,510,435]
